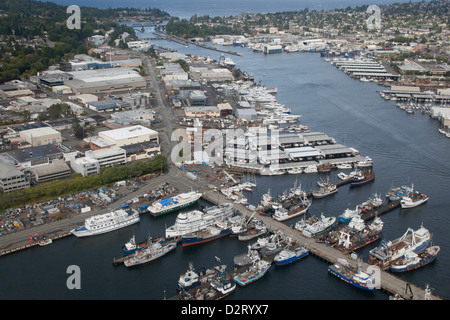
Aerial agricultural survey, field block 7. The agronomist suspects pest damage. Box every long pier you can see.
[201,189,442,300]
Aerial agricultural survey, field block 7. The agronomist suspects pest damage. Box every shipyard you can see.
[0,0,449,303]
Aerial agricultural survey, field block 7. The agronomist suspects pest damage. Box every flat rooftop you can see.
[99,125,158,141]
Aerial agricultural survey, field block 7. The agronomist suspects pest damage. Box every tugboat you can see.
[328,259,377,290]
[390,245,440,272]
[273,245,310,266]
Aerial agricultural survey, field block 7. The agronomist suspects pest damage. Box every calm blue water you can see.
[45,0,424,19]
[1,0,448,301]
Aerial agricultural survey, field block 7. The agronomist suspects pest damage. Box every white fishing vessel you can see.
[400,184,429,209]
[123,241,177,267]
[165,203,234,238]
[71,209,140,237]
[295,213,336,237]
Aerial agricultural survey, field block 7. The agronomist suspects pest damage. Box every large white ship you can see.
[148,191,202,216]
[165,203,235,238]
[71,209,140,237]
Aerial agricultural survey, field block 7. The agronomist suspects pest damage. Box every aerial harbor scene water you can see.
[0,0,449,304]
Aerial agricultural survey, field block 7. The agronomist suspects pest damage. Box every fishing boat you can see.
[237,220,268,241]
[359,194,384,213]
[70,208,140,237]
[312,181,338,199]
[338,205,362,223]
[148,191,202,216]
[317,162,336,173]
[273,246,310,266]
[303,165,318,173]
[123,241,177,267]
[295,213,336,238]
[234,245,260,268]
[121,235,164,255]
[400,184,429,209]
[233,258,271,287]
[272,196,311,222]
[259,232,291,257]
[165,203,234,238]
[210,264,236,299]
[350,170,375,186]
[333,216,384,252]
[328,259,377,290]
[177,263,202,291]
[181,225,231,247]
[369,225,433,270]
[390,245,440,272]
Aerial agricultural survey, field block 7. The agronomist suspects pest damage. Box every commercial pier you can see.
[199,188,441,301]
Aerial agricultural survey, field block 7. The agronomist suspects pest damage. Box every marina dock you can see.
[200,189,442,300]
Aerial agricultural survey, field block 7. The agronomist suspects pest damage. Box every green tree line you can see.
[0,155,168,212]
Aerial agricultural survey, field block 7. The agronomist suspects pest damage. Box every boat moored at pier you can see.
[390,245,440,272]
[148,191,202,216]
[369,225,432,270]
[328,259,377,290]
[71,209,140,237]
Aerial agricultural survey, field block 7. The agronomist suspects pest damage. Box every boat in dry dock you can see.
[233,258,271,287]
[390,245,440,272]
[368,225,432,270]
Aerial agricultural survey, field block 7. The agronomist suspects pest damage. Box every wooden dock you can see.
[201,189,442,300]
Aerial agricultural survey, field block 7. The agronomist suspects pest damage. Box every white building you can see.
[71,146,126,177]
[98,125,159,147]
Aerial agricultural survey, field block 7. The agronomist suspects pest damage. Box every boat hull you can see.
[274,250,310,266]
[328,265,374,290]
[182,229,231,247]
